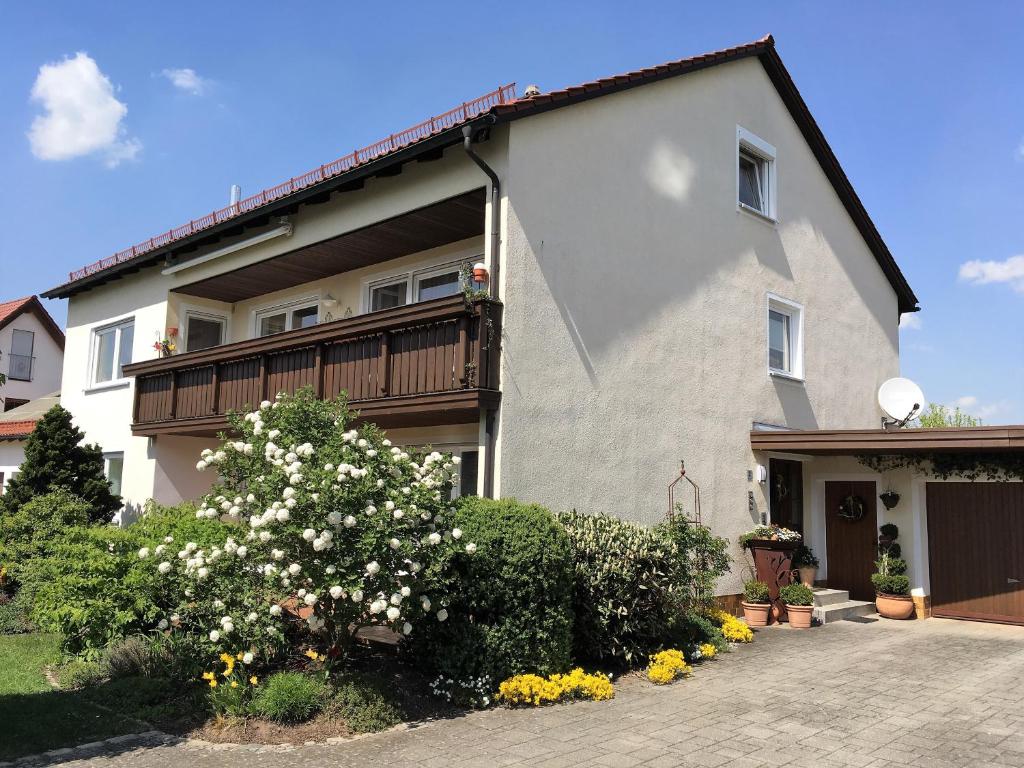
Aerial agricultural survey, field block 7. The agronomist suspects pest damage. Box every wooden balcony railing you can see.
[123,295,501,436]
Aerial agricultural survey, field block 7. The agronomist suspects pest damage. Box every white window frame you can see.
[737,126,777,222]
[766,293,804,381]
[103,452,125,498]
[87,316,135,391]
[252,295,320,337]
[362,257,478,314]
[182,308,229,352]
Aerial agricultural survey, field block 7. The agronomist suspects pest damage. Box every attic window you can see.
[737,127,776,220]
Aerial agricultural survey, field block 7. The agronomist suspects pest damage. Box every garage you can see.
[926,482,1024,624]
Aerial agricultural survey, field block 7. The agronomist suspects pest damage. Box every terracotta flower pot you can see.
[798,566,817,588]
[875,593,915,620]
[741,601,770,627]
[785,604,813,629]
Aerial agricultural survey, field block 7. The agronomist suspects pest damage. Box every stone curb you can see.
[0,722,417,766]
[0,731,170,768]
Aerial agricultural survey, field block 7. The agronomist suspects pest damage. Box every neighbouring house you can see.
[0,296,64,413]
[0,393,62,495]
[41,35,1016,619]
[0,296,65,494]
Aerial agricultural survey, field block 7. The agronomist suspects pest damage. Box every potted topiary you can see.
[792,545,819,587]
[779,583,815,629]
[872,524,914,619]
[741,580,771,627]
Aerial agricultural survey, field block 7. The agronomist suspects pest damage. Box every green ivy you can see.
[858,453,1024,482]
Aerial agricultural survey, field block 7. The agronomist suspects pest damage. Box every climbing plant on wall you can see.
[857,453,1024,482]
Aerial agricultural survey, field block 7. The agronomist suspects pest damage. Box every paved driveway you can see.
[21,618,1024,768]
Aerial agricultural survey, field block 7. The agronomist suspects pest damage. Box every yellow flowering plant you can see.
[708,609,754,643]
[202,651,260,716]
[647,649,691,685]
[496,668,614,706]
[698,642,718,659]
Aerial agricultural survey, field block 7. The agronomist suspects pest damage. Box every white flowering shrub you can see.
[144,389,475,662]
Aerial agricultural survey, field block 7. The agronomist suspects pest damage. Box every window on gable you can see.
[767,295,803,380]
[8,329,34,381]
[737,127,776,220]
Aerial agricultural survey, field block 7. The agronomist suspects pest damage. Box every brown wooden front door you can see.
[769,459,804,533]
[825,481,878,601]
[927,483,1024,625]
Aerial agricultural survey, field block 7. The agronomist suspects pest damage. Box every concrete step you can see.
[813,588,851,607]
[813,599,876,624]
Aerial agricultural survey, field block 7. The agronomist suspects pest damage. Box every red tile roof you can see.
[0,295,65,349]
[0,420,35,441]
[0,297,34,327]
[42,35,918,314]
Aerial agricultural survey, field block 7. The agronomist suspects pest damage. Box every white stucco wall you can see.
[0,441,25,493]
[0,310,63,405]
[496,58,902,595]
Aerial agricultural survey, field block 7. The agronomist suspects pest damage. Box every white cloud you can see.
[953,395,1010,421]
[27,52,140,167]
[161,67,208,95]
[958,255,1024,293]
[899,313,922,330]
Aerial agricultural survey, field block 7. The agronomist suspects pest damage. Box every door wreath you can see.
[837,494,865,522]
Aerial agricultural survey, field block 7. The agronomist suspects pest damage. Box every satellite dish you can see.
[878,377,925,427]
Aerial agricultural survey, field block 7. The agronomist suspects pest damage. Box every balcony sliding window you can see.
[255,300,319,338]
[8,329,34,381]
[184,312,226,352]
[366,260,472,313]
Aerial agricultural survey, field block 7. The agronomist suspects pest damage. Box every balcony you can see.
[123,295,501,437]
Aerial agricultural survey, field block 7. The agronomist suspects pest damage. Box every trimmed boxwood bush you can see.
[779,583,814,606]
[743,580,770,604]
[410,497,574,691]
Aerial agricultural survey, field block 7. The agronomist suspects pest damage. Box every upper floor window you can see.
[256,299,319,337]
[366,260,471,313]
[767,294,803,380]
[8,329,35,381]
[737,127,776,220]
[92,319,134,385]
[184,311,226,352]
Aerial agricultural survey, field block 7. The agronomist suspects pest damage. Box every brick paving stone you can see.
[20,618,1024,768]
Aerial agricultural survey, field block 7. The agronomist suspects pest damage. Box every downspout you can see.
[461,123,500,300]
[461,122,501,498]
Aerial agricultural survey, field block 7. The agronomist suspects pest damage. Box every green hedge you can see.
[410,497,574,693]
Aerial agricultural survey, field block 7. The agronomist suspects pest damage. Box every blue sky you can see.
[1,2,1021,421]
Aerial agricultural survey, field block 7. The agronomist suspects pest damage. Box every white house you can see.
[0,296,65,494]
[52,37,1016,618]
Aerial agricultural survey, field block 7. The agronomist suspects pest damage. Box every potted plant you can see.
[740,524,803,623]
[792,544,819,587]
[741,580,771,627]
[779,583,815,629]
[872,524,914,619]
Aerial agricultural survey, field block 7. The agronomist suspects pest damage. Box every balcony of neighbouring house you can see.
[122,295,501,437]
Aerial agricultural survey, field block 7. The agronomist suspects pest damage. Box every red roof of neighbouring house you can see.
[42,36,918,314]
[0,420,36,441]
[0,295,65,350]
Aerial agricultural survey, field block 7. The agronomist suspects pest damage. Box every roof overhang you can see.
[751,426,1024,455]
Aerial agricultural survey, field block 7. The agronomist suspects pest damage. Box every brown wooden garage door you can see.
[927,482,1024,624]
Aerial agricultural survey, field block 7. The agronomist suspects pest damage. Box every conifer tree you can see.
[0,405,120,523]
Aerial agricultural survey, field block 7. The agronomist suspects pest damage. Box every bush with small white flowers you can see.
[144,389,476,664]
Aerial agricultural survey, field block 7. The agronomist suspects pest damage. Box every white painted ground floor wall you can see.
[0,442,25,494]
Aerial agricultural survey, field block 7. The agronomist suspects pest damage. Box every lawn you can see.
[0,634,144,760]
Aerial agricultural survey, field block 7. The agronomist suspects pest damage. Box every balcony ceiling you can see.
[173,189,485,303]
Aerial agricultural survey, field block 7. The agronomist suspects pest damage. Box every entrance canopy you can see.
[751,425,1024,455]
